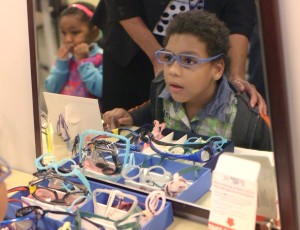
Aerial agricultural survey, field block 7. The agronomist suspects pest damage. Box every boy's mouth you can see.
[170,83,182,88]
[169,83,184,93]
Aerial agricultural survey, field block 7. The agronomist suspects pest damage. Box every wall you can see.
[278,0,300,224]
[0,0,36,173]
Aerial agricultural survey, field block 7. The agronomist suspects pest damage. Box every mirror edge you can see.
[259,0,298,229]
[27,0,42,158]
[26,0,300,227]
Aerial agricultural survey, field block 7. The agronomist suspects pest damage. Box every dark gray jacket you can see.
[130,73,272,151]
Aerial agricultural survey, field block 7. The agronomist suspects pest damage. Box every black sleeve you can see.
[91,0,107,30]
[92,0,142,28]
[91,0,142,66]
[205,0,256,39]
[129,102,153,126]
[105,0,142,21]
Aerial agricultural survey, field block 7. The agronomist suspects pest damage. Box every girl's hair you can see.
[164,10,231,74]
[60,1,96,28]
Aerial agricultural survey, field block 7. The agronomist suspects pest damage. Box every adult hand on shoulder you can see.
[103,108,134,130]
[231,79,267,115]
[74,43,89,60]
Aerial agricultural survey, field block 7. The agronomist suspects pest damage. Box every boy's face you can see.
[59,14,96,52]
[164,34,224,106]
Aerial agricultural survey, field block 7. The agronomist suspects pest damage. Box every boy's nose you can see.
[168,60,182,76]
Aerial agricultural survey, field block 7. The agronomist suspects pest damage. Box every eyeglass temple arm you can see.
[97,148,122,172]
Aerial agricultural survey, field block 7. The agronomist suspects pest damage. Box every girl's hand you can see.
[103,108,134,131]
[73,43,89,60]
[57,44,72,59]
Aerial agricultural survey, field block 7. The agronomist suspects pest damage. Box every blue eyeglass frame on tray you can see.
[0,216,37,229]
[154,48,223,68]
[35,153,92,195]
[0,156,11,183]
[149,139,217,163]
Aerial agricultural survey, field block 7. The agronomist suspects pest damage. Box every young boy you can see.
[103,10,271,150]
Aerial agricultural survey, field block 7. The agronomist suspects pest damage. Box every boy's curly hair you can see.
[164,10,230,74]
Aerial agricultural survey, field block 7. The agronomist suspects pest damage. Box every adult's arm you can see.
[97,0,164,75]
[228,33,267,114]
[129,102,153,126]
[214,0,266,113]
[119,17,163,76]
[228,34,249,81]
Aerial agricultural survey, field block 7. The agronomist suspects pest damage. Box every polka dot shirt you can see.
[153,0,204,36]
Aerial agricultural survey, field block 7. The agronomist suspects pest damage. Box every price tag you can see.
[208,153,260,230]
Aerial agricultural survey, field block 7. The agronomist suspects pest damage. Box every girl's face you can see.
[59,14,97,51]
[164,34,224,107]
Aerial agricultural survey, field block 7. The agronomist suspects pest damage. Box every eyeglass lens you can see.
[199,146,213,162]
[32,187,85,206]
[156,51,199,67]
[90,146,120,175]
[0,217,35,230]
[95,160,117,175]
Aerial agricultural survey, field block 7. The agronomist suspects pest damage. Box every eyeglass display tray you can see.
[117,152,212,203]
[66,151,211,204]
[6,179,173,230]
[134,124,234,170]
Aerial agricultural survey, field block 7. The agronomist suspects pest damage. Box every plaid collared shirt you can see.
[160,77,237,139]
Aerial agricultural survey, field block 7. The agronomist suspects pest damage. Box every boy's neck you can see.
[184,82,218,120]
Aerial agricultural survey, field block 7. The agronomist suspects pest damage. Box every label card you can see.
[208,154,261,230]
[233,148,280,228]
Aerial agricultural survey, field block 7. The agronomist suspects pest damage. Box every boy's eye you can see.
[180,55,198,66]
[163,53,174,62]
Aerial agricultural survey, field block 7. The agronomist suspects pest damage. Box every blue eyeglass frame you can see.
[0,156,11,183]
[0,216,36,229]
[184,135,228,151]
[154,48,224,68]
[35,153,92,195]
[149,140,216,163]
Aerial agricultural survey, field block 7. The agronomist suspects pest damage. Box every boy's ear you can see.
[212,59,225,81]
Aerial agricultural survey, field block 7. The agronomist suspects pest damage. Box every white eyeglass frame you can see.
[92,188,138,220]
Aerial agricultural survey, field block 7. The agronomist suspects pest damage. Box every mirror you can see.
[27,0,298,228]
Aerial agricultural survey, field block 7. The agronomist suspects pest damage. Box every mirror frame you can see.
[259,1,298,229]
[27,0,42,157]
[27,0,298,228]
